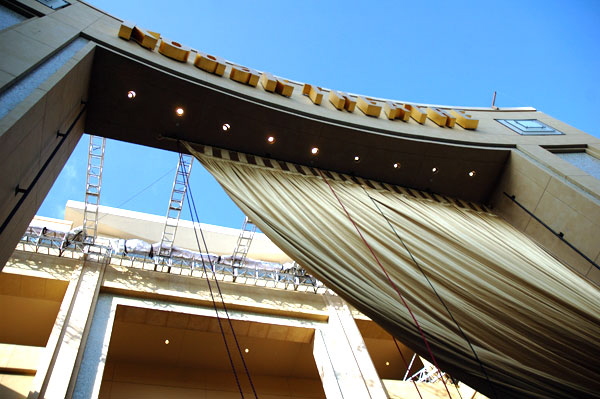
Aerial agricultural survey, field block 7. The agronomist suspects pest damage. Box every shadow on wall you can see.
[0,384,32,399]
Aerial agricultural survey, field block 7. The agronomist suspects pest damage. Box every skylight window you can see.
[497,119,563,135]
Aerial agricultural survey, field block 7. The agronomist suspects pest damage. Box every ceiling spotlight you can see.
[222,123,231,131]
[311,147,319,155]
[127,90,136,99]
[164,339,170,345]
[267,136,276,144]
[468,170,476,177]
[175,107,184,116]
[432,167,438,173]
[393,162,401,169]
[244,348,250,353]
[385,361,390,366]
[353,155,360,163]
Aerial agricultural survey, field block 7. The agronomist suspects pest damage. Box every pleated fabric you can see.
[186,142,600,399]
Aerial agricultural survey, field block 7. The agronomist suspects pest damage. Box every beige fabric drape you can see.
[186,143,600,399]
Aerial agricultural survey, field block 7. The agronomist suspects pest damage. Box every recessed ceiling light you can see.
[311,147,319,155]
[127,90,136,99]
[244,348,249,353]
[175,107,184,116]
[222,123,231,131]
[432,167,438,173]
[353,155,360,163]
[385,361,390,366]
[468,170,476,177]
[393,162,401,169]
[267,136,275,144]
[164,339,170,345]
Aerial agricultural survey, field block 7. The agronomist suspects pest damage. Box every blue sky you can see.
[37,0,600,228]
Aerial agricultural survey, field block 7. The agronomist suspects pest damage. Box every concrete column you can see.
[313,330,344,399]
[28,257,106,399]
[0,8,97,270]
[71,294,117,399]
[313,292,387,399]
[28,266,81,399]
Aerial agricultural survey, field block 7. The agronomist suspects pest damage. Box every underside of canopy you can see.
[184,141,600,399]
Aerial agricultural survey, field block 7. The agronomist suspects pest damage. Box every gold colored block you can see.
[342,92,356,112]
[310,86,324,104]
[118,21,135,40]
[303,84,324,105]
[405,104,427,124]
[229,66,249,84]
[275,79,294,97]
[131,26,160,50]
[427,107,448,127]
[260,72,277,92]
[397,104,410,121]
[451,110,479,130]
[230,65,259,87]
[384,102,411,121]
[302,83,311,96]
[427,108,456,127]
[249,73,260,87]
[357,97,382,117]
[194,52,226,76]
[443,109,456,128]
[158,38,190,62]
[329,90,345,110]
[261,73,294,97]
[383,101,399,119]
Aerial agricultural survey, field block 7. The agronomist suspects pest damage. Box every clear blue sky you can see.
[37,0,600,228]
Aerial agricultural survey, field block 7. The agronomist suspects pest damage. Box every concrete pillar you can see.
[313,330,344,399]
[70,294,116,399]
[28,256,107,399]
[313,292,388,399]
[0,7,97,270]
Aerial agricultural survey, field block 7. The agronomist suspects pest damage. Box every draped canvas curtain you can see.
[186,142,600,399]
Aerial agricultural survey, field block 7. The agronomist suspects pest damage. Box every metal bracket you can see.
[14,185,27,195]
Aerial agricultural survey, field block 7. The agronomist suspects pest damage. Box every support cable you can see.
[181,175,244,398]
[316,169,454,399]
[180,153,259,399]
[392,337,424,399]
[97,167,174,222]
[365,188,497,399]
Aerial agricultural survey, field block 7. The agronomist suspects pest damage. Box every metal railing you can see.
[16,225,327,294]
